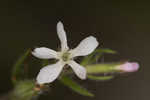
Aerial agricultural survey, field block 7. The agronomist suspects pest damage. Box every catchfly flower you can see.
[32,21,99,84]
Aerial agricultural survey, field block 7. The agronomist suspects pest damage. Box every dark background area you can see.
[0,0,149,100]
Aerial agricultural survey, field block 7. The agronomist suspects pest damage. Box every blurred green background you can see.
[0,0,149,100]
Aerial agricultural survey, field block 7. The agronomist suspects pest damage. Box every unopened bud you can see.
[116,62,139,72]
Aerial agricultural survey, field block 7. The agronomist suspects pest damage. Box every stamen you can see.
[62,52,70,62]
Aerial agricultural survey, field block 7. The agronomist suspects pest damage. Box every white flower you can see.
[32,21,99,84]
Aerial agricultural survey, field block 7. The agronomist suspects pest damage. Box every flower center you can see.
[62,52,71,62]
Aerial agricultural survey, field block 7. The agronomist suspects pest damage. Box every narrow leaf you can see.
[80,54,94,66]
[12,49,31,84]
[91,48,116,64]
[60,76,94,97]
[81,48,116,66]
[87,75,114,81]
[41,59,49,67]
[96,48,116,54]
[11,80,36,100]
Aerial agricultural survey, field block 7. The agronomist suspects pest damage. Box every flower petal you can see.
[57,21,69,51]
[36,61,65,84]
[70,36,99,57]
[32,47,58,59]
[68,60,86,80]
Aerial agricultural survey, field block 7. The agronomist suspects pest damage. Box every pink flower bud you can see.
[116,62,139,72]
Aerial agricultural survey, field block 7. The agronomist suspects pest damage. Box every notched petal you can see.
[57,21,69,51]
[68,60,86,80]
[36,61,65,84]
[70,36,99,57]
[32,47,58,59]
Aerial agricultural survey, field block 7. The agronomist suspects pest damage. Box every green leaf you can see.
[96,48,116,54]
[41,59,58,67]
[91,48,116,64]
[60,76,94,97]
[80,54,94,66]
[11,80,36,100]
[12,49,31,84]
[81,48,116,66]
[41,59,49,67]
[87,75,114,81]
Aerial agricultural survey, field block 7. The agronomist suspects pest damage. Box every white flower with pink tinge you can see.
[116,62,139,72]
[32,21,99,84]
